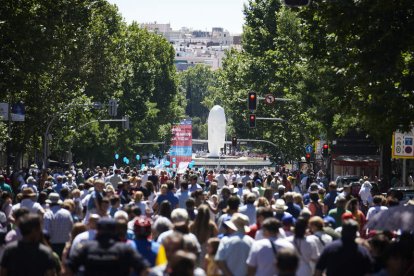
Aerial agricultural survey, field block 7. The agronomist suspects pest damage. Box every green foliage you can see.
[0,0,183,167]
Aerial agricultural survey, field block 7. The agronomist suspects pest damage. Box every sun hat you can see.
[46,193,62,205]
[22,187,36,198]
[224,213,250,233]
[273,199,288,211]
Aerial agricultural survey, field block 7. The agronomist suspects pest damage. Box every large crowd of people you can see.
[0,165,412,276]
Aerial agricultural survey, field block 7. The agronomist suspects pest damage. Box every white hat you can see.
[273,199,288,211]
[224,213,250,233]
[46,193,62,205]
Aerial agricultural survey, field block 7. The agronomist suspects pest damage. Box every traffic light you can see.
[108,99,118,117]
[322,143,329,157]
[305,153,311,163]
[232,136,237,147]
[248,92,257,110]
[249,114,256,128]
[283,0,310,7]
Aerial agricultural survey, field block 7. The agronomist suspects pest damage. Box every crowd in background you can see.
[0,165,412,276]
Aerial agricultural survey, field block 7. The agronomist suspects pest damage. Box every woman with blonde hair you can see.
[189,204,218,267]
[131,191,148,216]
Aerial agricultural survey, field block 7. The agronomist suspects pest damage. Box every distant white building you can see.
[140,22,241,70]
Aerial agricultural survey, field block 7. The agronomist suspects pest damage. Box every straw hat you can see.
[273,199,288,211]
[224,213,250,233]
[22,187,36,198]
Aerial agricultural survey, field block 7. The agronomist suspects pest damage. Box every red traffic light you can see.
[249,114,256,128]
[323,144,329,149]
[305,153,311,158]
[248,92,257,110]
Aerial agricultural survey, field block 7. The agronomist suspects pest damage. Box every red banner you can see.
[170,119,192,166]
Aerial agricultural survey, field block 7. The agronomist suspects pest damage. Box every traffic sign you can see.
[305,144,313,153]
[264,94,275,105]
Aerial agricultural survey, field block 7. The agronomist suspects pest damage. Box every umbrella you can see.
[366,204,414,232]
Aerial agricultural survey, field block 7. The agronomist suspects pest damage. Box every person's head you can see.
[168,250,196,276]
[346,197,360,213]
[308,216,324,233]
[21,187,36,201]
[294,217,308,239]
[96,218,118,245]
[256,196,270,207]
[335,195,347,208]
[134,216,152,239]
[276,247,299,276]
[152,217,173,240]
[12,207,30,226]
[70,222,87,242]
[373,195,384,206]
[163,232,184,261]
[246,193,256,205]
[328,181,337,191]
[262,218,282,238]
[94,179,105,192]
[256,207,274,226]
[223,213,250,234]
[274,199,288,214]
[159,200,172,218]
[19,214,43,242]
[170,208,189,225]
[166,180,175,191]
[87,214,100,230]
[227,195,240,212]
[341,219,359,242]
[293,193,304,208]
[209,183,218,195]
[206,237,220,255]
[185,197,196,211]
[284,192,294,203]
[0,175,4,183]
[309,191,319,203]
[160,184,168,195]
[180,181,189,191]
[221,187,231,198]
[134,191,144,202]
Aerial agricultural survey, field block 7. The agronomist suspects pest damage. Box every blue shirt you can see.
[156,191,178,208]
[134,239,160,267]
[189,184,202,192]
[324,191,338,211]
[286,202,302,219]
[177,190,190,209]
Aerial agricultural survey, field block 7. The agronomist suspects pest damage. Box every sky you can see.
[106,0,247,34]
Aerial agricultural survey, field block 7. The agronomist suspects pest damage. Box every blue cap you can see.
[323,215,336,228]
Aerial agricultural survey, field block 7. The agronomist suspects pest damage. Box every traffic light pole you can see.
[255,117,287,122]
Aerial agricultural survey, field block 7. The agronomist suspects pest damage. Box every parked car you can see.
[336,175,360,188]
[387,187,414,203]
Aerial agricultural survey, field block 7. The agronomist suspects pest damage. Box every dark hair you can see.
[180,181,189,190]
[256,207,274,219]
[294,217,307,239]
[13,207,30,221]
[185,198,195,208]
[168,250,196,276]
[373,195,383,205]
[341,219,359,241]
[159,200,172,219]
[110,195,120,205]
[309,191,319,203]
[167,181,175,190]
[19,214,41,236]
[276,248,299,274]
[227,196,240,211]
[262,218,281,234]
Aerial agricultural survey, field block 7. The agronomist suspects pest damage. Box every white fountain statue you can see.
[207,105,226,157]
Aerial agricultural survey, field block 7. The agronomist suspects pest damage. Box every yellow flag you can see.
[155,244,167,266]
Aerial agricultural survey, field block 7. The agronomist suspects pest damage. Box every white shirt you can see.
[69,229,96,257]
[215,174,226,189]
[246,236,294,276]
[287,236,319,276]
[307,231,332,254]
[12,199,44,214]
[216,232,254,276]
[366,205,388,221]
